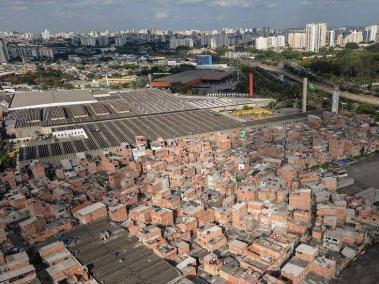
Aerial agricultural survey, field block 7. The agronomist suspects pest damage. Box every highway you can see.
[242,60,379,107]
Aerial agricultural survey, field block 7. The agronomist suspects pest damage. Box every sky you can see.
[0,0,378,32]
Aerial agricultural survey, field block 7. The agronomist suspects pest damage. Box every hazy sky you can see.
[0,0,378,32]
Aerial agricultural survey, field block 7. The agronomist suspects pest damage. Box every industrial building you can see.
[197,55,213,65]
[5,87,318,167]
[36,220,182,284]
[151,69,235,89]
[4,88,282,165]
[9,90,98,111]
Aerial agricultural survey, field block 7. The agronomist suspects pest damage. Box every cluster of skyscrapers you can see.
[0,40,54,63]
[0,24,378,63]
[287,24,378,52]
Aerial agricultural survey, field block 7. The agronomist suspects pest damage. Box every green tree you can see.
[345,42,359,49]
[268,101,277,109]
[62,82,75,89]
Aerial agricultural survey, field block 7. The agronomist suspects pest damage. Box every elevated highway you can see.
[242,60,379,107]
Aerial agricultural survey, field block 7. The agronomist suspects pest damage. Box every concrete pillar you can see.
[332,87,340,114]
[302,78,308,113]
[249,73,254,97]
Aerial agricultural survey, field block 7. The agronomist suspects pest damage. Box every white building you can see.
[42,29,50,40]
[365,25,378,42]
[255,35,285,50]
[277,35,286,47]
[344,30,363,45]
[306,23,327,52]
[328,30,336,47]
[255,37,268,50]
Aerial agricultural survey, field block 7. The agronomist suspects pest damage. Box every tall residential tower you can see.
[0,39,10,63]
[306,23,327,52]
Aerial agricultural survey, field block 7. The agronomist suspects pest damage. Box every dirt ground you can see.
[333,153,379,283]
[332,243,379,284]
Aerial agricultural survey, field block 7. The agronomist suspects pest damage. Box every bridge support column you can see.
[302,78,308,113]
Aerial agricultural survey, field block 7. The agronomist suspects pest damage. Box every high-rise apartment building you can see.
[365,25,378,42]
[336,34,344,47]
[210,33,230,49]
[0,39,10,63]
[42,29,50,40]
[255,37,268,50]
[115,37,127,47]
[97,36,110,47]
[306,23,327,52]
[288,32,306,49]
[328,30,335,47]
[80,36,97,47]
[255,35,285,50]
[344,30,363,45]
[169,37,193,49]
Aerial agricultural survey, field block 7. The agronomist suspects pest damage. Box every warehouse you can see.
[6,88,195,138]
[9,90,97,110]
[152,69,235,88]
[18,109,241,165]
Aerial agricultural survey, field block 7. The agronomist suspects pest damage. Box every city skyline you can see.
[0,0,378,32]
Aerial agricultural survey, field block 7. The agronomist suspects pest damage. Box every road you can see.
[242,60,379,107]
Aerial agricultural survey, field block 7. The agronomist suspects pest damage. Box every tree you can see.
[268,101,277,109]
[345,42,359,50]
[39,83,49,90]
[63,82,75,89]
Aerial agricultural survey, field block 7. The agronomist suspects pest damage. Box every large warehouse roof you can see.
[10,90,97,110]
[152,69,234,86]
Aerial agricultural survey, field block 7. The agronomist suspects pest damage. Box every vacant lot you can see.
[334,153,379,284]
[332,243,379,284]
[340,153,379,195]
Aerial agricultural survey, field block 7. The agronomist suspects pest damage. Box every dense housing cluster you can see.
[1,111,379,283]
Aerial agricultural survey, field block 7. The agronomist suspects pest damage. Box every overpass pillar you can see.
[302,77,308,113]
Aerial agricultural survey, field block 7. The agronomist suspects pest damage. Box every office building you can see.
[306,23,327,52]
[0,39,10,63]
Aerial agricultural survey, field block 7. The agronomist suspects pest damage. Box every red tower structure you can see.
[249,73,254,97]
